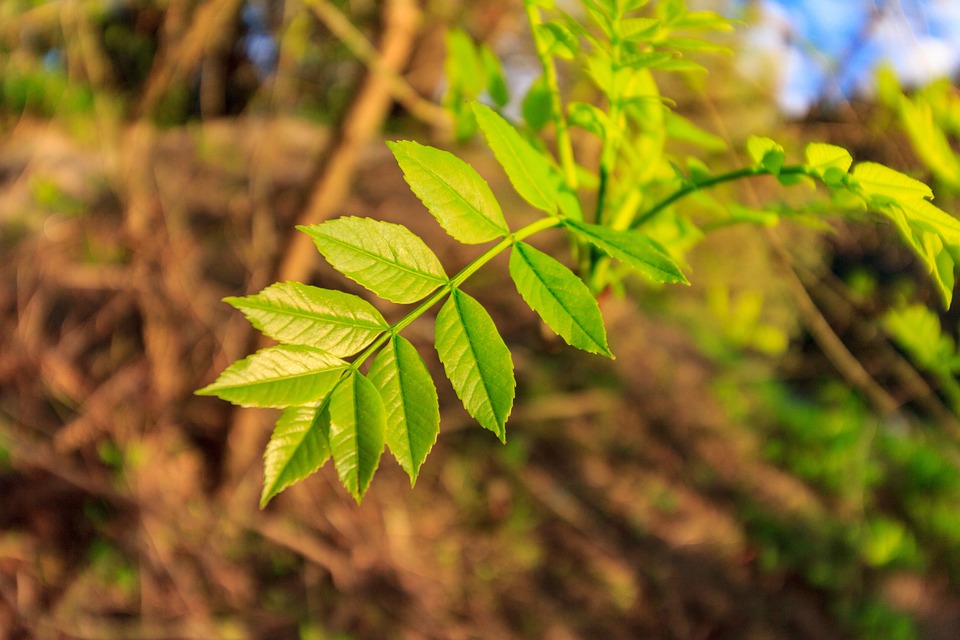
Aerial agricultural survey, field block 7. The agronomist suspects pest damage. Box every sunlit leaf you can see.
[226,282,387,357]
[804,142,853,180]
[197,345,347,408]
[746,136,785,175]
[565,219,688,284]
[852,162,933,204]
[327,370,386,502]
[435,289,514,441]
[368,335,440,485]
[300,217,448,304]
[510,242,612,357]
[472,102,560,214]
[388,140,509,243]
[260,404,331,507]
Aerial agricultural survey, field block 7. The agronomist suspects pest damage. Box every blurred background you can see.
[2,0,960,638]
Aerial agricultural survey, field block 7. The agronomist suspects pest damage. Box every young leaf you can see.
[387,140,509,244]
[565,219,688,284]
[746,136,785,175]
[197,345,347,408]
[804,142,853,180]
[509,242,612,357]
[852,162,933,204]
[327,370,387,502]
[226,282,387,357]
[300,217,448,304]
[472,102,560,214]
[261,404,332,507]
[368,335,440,485]
[435,289,515,441]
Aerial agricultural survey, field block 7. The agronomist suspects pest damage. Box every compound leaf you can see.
[368,335,440,485]
[388,140,508,244]
[226,282,387,357]
[565,219,688,284]
[510,242,612,357]
[472,102,559,214]
[197,345,347,408]
[327,370,386,502]
[300,217,447,304]
[435,289,514,441]
[260,404,331,507]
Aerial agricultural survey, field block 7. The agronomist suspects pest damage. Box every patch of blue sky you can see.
[733,0,960,116]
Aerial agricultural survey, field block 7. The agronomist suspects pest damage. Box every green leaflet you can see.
[327,370,386,502]
[226,282,387,357]
[300,217,448,304]
[746,136,785,175]
[509,242,612,357]
[851,162,933,204]
[368,335,440,485]
[804,142,853,178]
[899,198,960,245]
[435,289,515,441]
[900,96,960,188]
[260,404,331,507]
[196,345,347,408]
[878,203,956,306]
[522,76,553,131]
[388,140,509,244]
[564,219,688,284]
[472,102,560,214]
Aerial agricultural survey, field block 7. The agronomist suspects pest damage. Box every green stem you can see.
[525,0,578,190]
[351,216,563,370]
[631,165,810,229]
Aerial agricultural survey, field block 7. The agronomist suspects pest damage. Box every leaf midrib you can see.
[454,292,505,430]
[516,244,605,352]
[319,232,447,284]
[233,298,387,331]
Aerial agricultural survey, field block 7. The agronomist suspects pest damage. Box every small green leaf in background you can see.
[300,217,448,304]
[883,304,957,372]
[536,22,579,59]
[388,140,509,244]
[226,282,387,357]
[522,76,553,132]
[368,335,440,485]
[510,242,612,357]
[481,45,510,108]
[566,219,688,284]
[327,370,386,502]
[472,102,560,214]
[261,404,332,507]
[197,345,347,408]
[851,162,933,204]
[899,96,960,189]
[746,135,785,175]
[568,101,610,138]
[435,289,515,441]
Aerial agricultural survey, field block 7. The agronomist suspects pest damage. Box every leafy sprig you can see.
[199,0,960,505]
